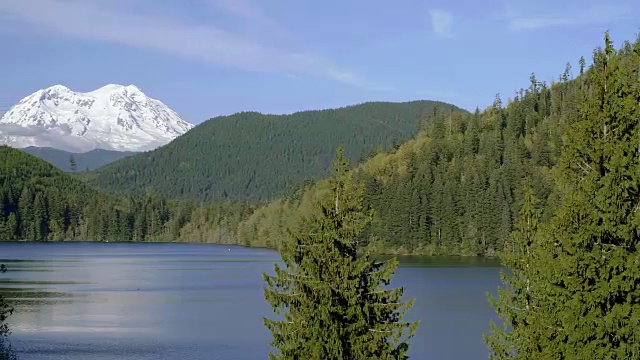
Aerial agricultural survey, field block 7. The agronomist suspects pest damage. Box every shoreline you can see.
[0,239,500,259]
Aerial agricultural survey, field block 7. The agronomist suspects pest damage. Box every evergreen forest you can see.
[0,146,252,243]
[83,101,460,202]
[486,32,640,359]
[232,64,580,255]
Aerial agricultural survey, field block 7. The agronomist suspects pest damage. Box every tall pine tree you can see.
[485,180,547,359]
[69,155,77,172]
[487,32,640,359]
[263,146,418,360]
[538,31,640,359]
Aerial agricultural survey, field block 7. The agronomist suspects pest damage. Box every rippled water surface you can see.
[0,242,501,359]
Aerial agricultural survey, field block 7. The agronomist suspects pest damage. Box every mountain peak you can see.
[125,84,141,91]
[43,84,72,93]
[96,83,124,90]
[87,84,146,100]
[0,84,194,152]
[92,83,132,92]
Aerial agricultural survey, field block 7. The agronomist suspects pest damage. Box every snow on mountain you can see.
[0,84,194,152]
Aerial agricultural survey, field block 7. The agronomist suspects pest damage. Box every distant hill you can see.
[233,74,580,255]
[0,145,98,241]
[22,147,138,172]
[85,100,463,202]
[0,146,250,243]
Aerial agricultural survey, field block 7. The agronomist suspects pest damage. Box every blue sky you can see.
[0,0,638,124]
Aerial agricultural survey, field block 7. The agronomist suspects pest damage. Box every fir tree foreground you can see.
[263,147,418,359]
[486,32,640,359]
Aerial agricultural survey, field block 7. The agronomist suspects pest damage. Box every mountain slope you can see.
[233,70,583,255]
[0,145,98,240]
[0,84,193,152]
[86,100,462,202]
[21,147,138,172]
[0,146,251,243]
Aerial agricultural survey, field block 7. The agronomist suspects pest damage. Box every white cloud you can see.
[0,0,377,88]
[429,9,454,38]
[326,69,394,91]
[507,4,630,31]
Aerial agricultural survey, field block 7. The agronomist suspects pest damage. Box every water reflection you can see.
[0,267,78,314]
[1,264,18,360]
[0,242,280,360]
[0,242,501,360]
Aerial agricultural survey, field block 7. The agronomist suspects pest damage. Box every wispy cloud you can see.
[0,0,379,89]
[506,4,630,31]
[326,69,394,91]
[429,9,454,38]
[206,0,293,43]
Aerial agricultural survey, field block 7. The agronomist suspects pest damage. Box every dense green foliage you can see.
[22,147,137,172]
[263,148,417,359]
[485,182,546,358]
[1,145,95,241]
[85,101,461,202]
[487,33,640,358]
[233,68,581,255]
[0,146,251,243]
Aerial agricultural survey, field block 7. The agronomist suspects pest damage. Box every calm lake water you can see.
[0,242,501,359]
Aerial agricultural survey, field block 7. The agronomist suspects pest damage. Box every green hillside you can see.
[0,145,96,240]
[0,146,250,243]
[231,61,584,255]
[84,100,462,202]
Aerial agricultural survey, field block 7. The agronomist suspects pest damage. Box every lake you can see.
[0,242,501,359]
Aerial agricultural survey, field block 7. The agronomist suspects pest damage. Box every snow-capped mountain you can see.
[0,84,194,152]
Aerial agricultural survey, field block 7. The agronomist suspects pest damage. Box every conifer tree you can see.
[487,32,640,359]
[536,31,640,359]
[263,146,418,360]
[485,180,546,359]
[69,155,77,172]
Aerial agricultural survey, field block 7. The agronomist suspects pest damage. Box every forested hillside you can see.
[232,63,584,255]
[84,101,461,202]
[0,146,251,242]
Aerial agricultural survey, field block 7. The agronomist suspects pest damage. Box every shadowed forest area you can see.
[82,101,460,202]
